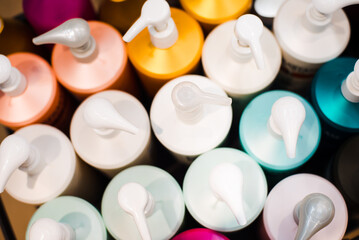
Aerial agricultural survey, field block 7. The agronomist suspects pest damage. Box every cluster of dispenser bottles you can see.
[0,0,358,239]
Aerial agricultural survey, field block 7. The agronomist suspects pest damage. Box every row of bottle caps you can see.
[0,0,358,239]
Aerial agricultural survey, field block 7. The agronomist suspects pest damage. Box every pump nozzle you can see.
[0,54,27,97]
[341,59,359,103]
[123,0,178,49]
[312,0,359,15]
[29,218,75,240]
[118,182,155,240]
[32,18,96,59]
[293,193,335,240]
[210,163,247,226]
[83,97,139,136]
[234,14,265,70]
[171,81,232,124]
[0,134,46,192]
[269,96,306,159]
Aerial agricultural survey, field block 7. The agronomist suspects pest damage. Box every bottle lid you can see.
[254,0,287,18]
[293,193,335,240]
[118,182,155,240]
[268,96,306,159]
[0,134,44,193]
[123,0,178,49]
[210,163,246,226]
[29,218,75,240]
[83,97,139,136]
[232,14,265,70]
[171,81,232,124]
[0,54,27,97]
[341,59,359,103]
[33,18,96,60]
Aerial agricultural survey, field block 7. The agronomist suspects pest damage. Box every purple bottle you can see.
[23,0,95,34]
[172,228,230,240]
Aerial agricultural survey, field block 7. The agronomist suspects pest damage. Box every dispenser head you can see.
[32,18,96,59]
[293,193,335,240]
[312,0,359,15]
[269,96,306,159]
[341,59,359,103]
[0,54,27,97]
[123,0,178,48]
[29,218,75,240]
[171,81,232,124]
[210,163,247,226]
[83,97,139,136]
[0,135,31,193]
[118,182,155,240]
[235,14,265,70]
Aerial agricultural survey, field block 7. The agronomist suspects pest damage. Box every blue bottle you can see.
[311,57,359,144]
[239,90,321,175]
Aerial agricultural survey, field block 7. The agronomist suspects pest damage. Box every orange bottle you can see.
[0,53,75,133]
[179,0,252,33]
[33,18,139,101]
[123,0,204,97]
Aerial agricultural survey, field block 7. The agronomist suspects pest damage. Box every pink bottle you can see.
[261,173,348,240]
[172,228,230,240]
[33,18,139,101]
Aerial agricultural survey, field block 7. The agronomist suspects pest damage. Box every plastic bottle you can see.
[0,124,102,205]
[26,196,107,240]
[172,228,229,240]
[33,18,139,100]
[261,174,348,240]
[123,0,204,97]
[253,0,287,28]
[0,54,75,133]
[102,165,185,240]
[70,90,152,177]
[273,0,359,94]
[150,75,232,163]
[183,148,267,232]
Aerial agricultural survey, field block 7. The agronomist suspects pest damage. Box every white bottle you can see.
[273,0,359,92]
[150,75,233,163]
[202,14,281,108]
[70,90,152,177]
[0,124,101,205]
[254,0,287,27]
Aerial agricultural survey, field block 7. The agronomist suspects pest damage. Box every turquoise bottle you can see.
[311,57,359,145]
[239,90,321,176]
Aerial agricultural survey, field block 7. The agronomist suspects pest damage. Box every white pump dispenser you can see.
[269,96,306,159]
[254,0,287,19]
[0,134,45,192]
[232,14,265,70]
[341,59,359,103]
[210,163,246,226]
[83,97,139,136]
[118,182,155,240]
[0,54,27,97]
[123,0,178,49]
[32,18,96,60]
[29,218,75,240]
[171,81,232,124]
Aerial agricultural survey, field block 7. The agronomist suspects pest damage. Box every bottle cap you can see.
[118,182,155,240]
[341,59,359,103]
[269,96,306,159]
[210,163,247,226]
[83,97,139,136]
[0,54,27,97]
[29,218,75,240]
[0,134,44,193]
[254,0,287,18]
[233,14,265,69]
[171,81,232,124]
[123,0,178,49]
[32,18,96,60]
[293,193,335,240]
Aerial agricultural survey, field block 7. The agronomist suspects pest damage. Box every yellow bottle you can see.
[124,0,204,97]
[179,0,252,33]
[98,0,146,35]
